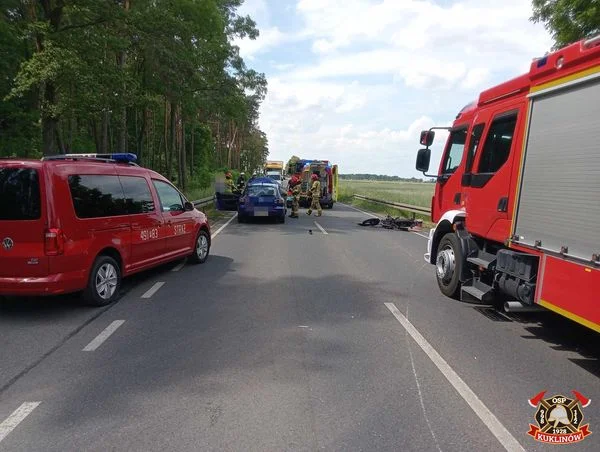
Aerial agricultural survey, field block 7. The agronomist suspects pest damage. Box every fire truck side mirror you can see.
[420,130,435,147]
[416,148,431,173]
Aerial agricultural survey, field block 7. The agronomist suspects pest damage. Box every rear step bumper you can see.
[0,270,86,296]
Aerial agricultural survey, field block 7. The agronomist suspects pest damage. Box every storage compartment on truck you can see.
[513,75,600,262]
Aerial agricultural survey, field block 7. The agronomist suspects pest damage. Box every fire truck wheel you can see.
[436,233,462,299]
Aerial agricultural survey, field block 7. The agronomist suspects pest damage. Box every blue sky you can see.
[235,0,553,177]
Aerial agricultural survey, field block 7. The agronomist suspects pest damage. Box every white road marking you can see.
[141,281,165,299]
[340,202,382,219]
[342,202,430,239]
[0,402,41,443]
[384,303,525,452]
[171,261,186,272]
[314,221,328,235]
[212,213,238,238]
[407,343,442,452]
[82,320,126,352]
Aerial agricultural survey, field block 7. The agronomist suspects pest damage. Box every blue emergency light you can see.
[61,153,138,163]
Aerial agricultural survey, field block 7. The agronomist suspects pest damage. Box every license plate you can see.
[254,208,268,216]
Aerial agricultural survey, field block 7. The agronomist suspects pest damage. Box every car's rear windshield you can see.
[0,167,41,220]
[247,184,279,196]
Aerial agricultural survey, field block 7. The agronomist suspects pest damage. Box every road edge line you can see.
[384,302,525,452]
[340,202,428,239]
[339,202,383,219]
[171,261,186,272]
[212,213,238,239]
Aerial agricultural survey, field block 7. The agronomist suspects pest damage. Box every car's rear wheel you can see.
[238,214,245,223]
[83,255,121,307]
[277,215,285,224]
[190,230,210,264]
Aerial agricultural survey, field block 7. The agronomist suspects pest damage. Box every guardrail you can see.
[193,195,215,211]
[352,194,431,216]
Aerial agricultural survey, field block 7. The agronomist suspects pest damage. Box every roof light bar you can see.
[61,153,138,163]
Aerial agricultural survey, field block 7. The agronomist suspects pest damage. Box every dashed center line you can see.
[141,281,165,299]
[82,320,125,352]
[0,402,41,443]
[314,221,328,235]
[412,231,429,239]
[384,303,525,452]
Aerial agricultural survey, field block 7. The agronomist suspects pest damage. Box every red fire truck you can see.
[416,34,600,333]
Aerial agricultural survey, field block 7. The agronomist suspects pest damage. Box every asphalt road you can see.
[0,204,598,451]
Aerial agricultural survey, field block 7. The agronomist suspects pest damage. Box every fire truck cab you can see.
[416,34,600,333]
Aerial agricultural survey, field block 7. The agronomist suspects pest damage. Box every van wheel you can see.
[84,256,121,307]
[436,233,462,299]
[190,230,210,264]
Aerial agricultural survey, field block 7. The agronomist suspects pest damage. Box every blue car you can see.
[237,178,286,223]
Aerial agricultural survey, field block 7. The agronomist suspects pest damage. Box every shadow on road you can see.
[0,257,196,394]
[471,304,599,378]
[41,271,394,436]
[520,314,600,378]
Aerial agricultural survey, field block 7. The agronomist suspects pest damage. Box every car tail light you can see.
[44,228,64,256]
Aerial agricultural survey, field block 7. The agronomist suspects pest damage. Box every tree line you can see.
[0,0,269,192]
[339,174,433,183]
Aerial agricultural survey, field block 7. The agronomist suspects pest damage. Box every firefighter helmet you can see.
[548,404,569,428]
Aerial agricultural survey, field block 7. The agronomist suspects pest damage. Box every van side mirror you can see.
[420,130,435,147]
[184,201,194,211]
[416,148,431,173]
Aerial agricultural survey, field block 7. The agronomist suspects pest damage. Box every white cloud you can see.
[245,0,553,177]
[237,0,270,26]
[234,26,287,59]
[461,68,491,90]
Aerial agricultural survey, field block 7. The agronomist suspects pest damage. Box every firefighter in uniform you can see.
[236,172,246,191]
[224,172,236,194]
[307,173,322,216]
[288,176,300,218]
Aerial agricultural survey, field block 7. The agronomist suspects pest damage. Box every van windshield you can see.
[0,167,41,220]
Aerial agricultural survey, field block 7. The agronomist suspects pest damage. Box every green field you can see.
[338,180,434,207]
[338,179,434,222]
